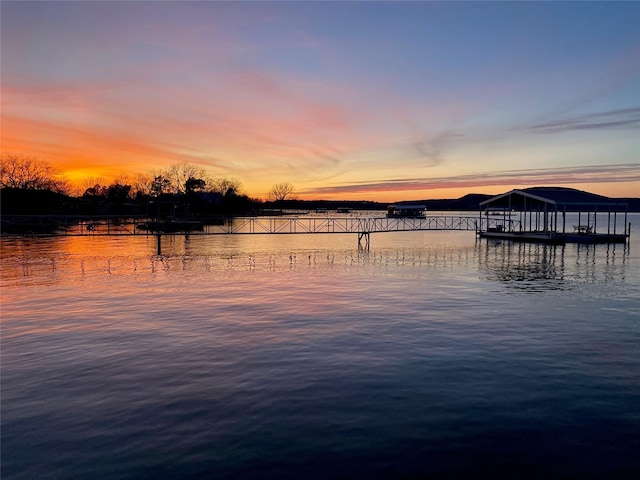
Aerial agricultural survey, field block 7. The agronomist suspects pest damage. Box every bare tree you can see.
[163,162,207,195]
[112,175,132,187]
[132,173,154,197]
[209,177,243,197]
[268,182,296,201]
[79,177,107,192]
[78,176,107,195]
[0,153,68,193]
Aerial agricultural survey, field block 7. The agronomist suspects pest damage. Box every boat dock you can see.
[477,187,630,245]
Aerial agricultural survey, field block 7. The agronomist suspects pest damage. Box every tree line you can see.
[1,154,297,216]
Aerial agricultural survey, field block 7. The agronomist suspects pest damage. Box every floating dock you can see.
[478,187,630,244]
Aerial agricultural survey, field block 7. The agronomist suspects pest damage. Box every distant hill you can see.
[391,190,640,212]
[269,192,639,212]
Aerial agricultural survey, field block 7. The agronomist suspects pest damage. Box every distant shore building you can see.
[478,187,630,244]
[387,204,427,218]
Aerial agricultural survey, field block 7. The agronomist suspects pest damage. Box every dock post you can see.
[156,233,162,255]
[358,231,370,250]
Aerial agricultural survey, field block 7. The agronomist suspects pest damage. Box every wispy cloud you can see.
[411,131,465,167]
[302,164,640,196]
[524,107,640,134]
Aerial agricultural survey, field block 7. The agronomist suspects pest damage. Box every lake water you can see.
[2,215,639,479]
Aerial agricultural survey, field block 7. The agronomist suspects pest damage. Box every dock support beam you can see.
[358,231,370,250]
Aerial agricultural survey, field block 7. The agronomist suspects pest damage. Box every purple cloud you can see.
[524,108,640,134]
[302,163,640,196]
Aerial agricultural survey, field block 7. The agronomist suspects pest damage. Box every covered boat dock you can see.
[386,204,427,218]
[478,187,630,244]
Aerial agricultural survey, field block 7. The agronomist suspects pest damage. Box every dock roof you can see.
[479,187,628,209]
[388,204,427,209]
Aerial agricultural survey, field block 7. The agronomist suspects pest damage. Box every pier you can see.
[2,214,480,242]
[2,214,485,254]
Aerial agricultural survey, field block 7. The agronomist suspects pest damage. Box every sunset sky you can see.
[2,1,639,201]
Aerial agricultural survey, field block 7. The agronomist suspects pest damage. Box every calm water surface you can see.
[2,219,639,479]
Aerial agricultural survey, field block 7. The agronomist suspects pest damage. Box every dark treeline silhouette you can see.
[3,188,639,219]
[0,155,259,218]
[2,155,639,222]
[1,186,259,217]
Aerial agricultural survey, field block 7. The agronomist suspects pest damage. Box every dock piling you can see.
[358,231,370,250]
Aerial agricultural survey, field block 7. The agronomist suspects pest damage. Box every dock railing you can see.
[2,214,482,237]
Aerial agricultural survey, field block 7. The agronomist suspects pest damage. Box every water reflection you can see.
[477,239,630,291]
[2,230,639,479]
[3,233,471,277]
[478,241,567,291]
[1,232,633,293]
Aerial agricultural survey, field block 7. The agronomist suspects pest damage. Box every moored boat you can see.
[386,204,427,218]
